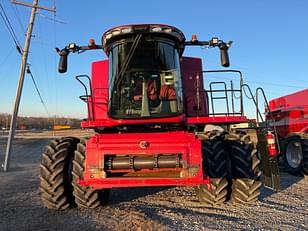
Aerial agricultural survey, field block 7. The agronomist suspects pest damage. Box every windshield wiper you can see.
[115,34,142,86]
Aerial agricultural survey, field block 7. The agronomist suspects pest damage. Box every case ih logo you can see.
[139,140,149,149]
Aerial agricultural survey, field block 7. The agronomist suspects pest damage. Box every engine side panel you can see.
[267,88,308,137]
[90,60,109,121]
[180,56,209,117]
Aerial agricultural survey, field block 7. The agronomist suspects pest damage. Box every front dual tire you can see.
[196,132,262,206]
[40,137,108,209]
[72,139,109,208]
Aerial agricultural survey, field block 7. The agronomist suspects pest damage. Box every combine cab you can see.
[40,24,280,209]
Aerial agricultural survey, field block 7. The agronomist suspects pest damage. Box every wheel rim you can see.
[286,140,303,169]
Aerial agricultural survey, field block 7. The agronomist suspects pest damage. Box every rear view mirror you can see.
[57,48,69,73]
[59,54,68,73]
[220,45,230,67]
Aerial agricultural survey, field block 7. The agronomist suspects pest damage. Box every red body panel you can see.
[78,131,210,189]
[267,88,308,137]
[181,57,209,117]
[90,60,109,121]
[81,115,185,128]
[186,116,248,124]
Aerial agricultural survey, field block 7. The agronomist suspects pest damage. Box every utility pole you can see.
[3,0,56,171]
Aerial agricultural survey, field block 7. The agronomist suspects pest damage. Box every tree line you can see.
[0,113,81,130]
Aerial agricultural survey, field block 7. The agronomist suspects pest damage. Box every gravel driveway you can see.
[0,134,307,231]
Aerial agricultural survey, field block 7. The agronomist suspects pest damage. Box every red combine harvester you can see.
[266,89,308,175]
[40,24,280,209]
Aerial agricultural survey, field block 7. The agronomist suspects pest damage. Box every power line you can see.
[26,64,50,117]
[0,46,14,67]
[244,79,304,89]
[204,74,305,89]
[37,11,66,24]
[0,2,23,54]
[36,9,52,118]
[8,0,25,34]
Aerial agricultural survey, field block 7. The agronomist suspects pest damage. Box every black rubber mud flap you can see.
[257,129,280,191]
[268,156,280,190]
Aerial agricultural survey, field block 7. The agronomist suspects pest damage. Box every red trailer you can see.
[266,89,308,175]
[40,24,279,210]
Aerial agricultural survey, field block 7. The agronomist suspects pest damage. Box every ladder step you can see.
[211,97,228,100]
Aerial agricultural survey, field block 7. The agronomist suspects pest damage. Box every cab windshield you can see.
[108,35,183,119]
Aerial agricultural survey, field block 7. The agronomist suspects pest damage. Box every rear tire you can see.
[227,132,262,205]
[72,139,109,208]
[195,138,230,206]
[39,137,79,209]
[284,135,305,175]
[300,136,308,176]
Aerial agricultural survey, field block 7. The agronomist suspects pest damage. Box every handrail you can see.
[75,75,94,120]
[255,87,281,154]
[203,70,244,116]
[242,84,264,123]
[209,81,229,115]
[242,84,281,154]
[202,69,244,116]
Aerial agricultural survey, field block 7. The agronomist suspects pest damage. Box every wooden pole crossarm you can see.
[11,0,56,12]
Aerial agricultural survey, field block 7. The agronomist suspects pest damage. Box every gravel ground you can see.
[0,131,307,231]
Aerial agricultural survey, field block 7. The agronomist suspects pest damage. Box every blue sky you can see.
[0,0,307,119]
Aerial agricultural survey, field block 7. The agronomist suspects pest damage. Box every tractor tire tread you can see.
[39,137,78,210]
[196,178,228,206]
[301,138,308,175]
[195,138,229,206]
[72,140,109,208]
[228,132,261,205]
